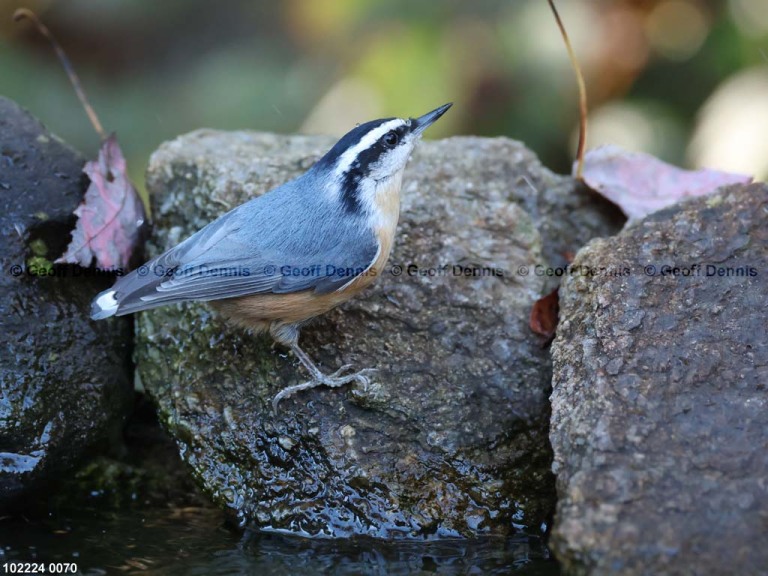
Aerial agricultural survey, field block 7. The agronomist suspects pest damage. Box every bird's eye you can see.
[383,131,399,148]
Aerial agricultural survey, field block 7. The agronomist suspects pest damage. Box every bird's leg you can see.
[271,342,375,412]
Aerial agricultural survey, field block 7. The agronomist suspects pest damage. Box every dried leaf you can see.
[57,135,145,269]
[530,288,559,339]
[580,145,752,220]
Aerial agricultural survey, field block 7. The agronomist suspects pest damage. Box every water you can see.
[0,505,559,575]
[0,401,560,575]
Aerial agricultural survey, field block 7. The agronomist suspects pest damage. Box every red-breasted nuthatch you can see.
[91,103,452,409]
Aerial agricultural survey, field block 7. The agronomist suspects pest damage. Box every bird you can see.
[91,103,452,410]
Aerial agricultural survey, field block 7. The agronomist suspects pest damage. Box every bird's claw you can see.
[271,366,377,412]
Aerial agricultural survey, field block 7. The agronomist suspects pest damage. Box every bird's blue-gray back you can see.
[110,171,378,315]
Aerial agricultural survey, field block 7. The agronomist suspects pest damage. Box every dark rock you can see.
[0,97,133,508]
[138,130,621,537]
[49,396,211,510]
[550,183,768,574]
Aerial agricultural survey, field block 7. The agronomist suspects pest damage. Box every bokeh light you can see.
[689,66,768,179]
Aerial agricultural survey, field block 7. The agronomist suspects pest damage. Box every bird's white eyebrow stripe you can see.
[333,118,407,179]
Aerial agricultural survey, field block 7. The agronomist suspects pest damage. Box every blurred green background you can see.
[2,0,767,196]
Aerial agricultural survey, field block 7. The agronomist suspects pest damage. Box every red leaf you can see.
[580,145,752,220]
[57,135,145,269]
[530,288,559,339]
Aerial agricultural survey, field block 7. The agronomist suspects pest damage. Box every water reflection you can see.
[0,505,559,575]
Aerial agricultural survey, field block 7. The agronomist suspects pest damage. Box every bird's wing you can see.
[99,190,379,317]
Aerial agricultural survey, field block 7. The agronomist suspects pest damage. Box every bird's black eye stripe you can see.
[383,131,399,148]
[381,126,408,149]
[337,122,409,213]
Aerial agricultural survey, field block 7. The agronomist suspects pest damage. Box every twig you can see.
[547,0,587,179]
[14,8,106,140]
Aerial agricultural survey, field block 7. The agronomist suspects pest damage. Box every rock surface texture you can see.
[0,97,133,507]
[139,129,622,537]
[550,184,768,574]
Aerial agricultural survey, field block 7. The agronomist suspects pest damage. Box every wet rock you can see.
[550,184,768,574]
[138,129,621,537]
[0,97,133,507]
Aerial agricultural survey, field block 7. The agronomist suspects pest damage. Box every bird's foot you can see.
[271,366,377,412]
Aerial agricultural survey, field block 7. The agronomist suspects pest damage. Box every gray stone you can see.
[550,183,768,574]
[139,129,621,537]
[0,97,133,507]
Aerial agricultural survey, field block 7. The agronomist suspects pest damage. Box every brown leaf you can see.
[580,145,752,220]
[57,135,145,269]
[530,288,559,339]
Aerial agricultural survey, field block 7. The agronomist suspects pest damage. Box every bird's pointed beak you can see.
[411,103,452,135]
